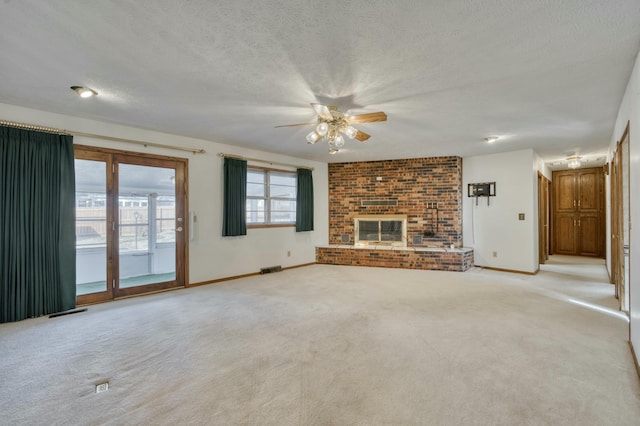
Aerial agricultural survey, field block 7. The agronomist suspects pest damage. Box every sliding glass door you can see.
[75,147,187,304]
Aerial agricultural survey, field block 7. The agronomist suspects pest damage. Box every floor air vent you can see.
[260,265,282,274]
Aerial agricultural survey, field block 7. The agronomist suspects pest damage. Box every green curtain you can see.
[296,168,314,232]
[0,126,76,323]
[222,157,247,236]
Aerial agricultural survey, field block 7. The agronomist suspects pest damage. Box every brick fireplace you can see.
[316,156,473,271]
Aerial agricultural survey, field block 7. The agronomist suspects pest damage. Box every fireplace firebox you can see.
[354,215,407,247]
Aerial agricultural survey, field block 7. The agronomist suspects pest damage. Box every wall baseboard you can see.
[283,262,317,270]
[189,273,260,287]
[475,265,538,275]
[630,341,640,379]
[78,286,185,307]
[188,262,317,287]
[79,263,318,307]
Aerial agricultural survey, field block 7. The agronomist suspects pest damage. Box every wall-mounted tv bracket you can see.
[468,182,496,206]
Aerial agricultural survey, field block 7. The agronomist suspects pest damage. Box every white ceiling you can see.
[1,1,639,166]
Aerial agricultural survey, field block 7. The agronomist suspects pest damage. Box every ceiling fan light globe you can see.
[306,131,320,144]
[316,122,329,136]
[71,86,98,98]
[334,134,345,148]
[344,126,358,139]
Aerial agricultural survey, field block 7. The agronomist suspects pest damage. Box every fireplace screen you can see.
[354,215,407,247]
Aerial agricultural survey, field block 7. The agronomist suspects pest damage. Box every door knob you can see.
[176,227,183,232]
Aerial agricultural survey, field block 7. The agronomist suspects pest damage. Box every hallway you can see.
[536,255,620,314]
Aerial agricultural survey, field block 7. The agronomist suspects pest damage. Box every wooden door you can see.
[555,173,576,212]
[611,146,620,288]
[577,169,601,257]
[578,214,600,256]
[552,167,604,257]
[113,154,188,298]
[554,213,578,254]
[75,145,188,305]
[538,173,550,264]
[578,169,600,211]
[553,171,577,255]
[75,150,114,304]
[610,129,627,310]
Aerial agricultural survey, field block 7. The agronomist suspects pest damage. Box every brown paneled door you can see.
[538,173,550,264]
[75,146,188,305]
[554,213,578,254]
[552,167,604,257]
[610,125,629,311]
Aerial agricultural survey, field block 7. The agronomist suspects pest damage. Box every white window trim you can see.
[247,167,296,227]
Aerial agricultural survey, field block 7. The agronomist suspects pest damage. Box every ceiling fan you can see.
[276,103,387,154]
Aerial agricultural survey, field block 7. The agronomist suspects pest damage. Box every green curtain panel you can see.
[222,157,247,236]
[296,168,314,232]
[0,126,76,323]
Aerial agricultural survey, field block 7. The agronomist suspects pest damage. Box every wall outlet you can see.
[492,251,497,258]
[287,250,291,257]
[95,382,109,393]
[518,213,525,220]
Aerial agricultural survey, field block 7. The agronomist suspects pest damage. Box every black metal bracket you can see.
[468,182,496,206]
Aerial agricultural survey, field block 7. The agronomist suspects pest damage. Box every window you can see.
[247,168,296,226]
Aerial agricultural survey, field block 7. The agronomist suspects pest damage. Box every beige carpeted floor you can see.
[1,256,639,425]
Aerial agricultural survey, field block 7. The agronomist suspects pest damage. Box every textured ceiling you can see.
[1,1,639,165]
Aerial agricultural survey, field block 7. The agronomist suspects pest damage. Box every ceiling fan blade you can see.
[355,130,371,142]
[347,112,387,124]
[311,103,333,120]
[274,123,316,128]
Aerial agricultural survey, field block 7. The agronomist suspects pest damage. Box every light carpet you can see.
[1,257,639,425]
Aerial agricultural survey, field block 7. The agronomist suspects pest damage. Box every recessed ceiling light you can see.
[484,136,499,143]
[70,86,98,98]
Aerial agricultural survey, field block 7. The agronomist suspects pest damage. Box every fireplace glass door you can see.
[354,216,407,247]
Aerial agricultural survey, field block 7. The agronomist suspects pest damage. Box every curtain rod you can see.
[0,119,206,155]
[218,153,314,171]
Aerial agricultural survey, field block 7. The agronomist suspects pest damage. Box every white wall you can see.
[535,153,552,181]
[463,149,538,273]
[0,103,329,284]
[607,48,640,351]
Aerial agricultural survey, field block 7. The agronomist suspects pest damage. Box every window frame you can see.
[246,166,297,228]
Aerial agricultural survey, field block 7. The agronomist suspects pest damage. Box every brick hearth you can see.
[316,245,474,272]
